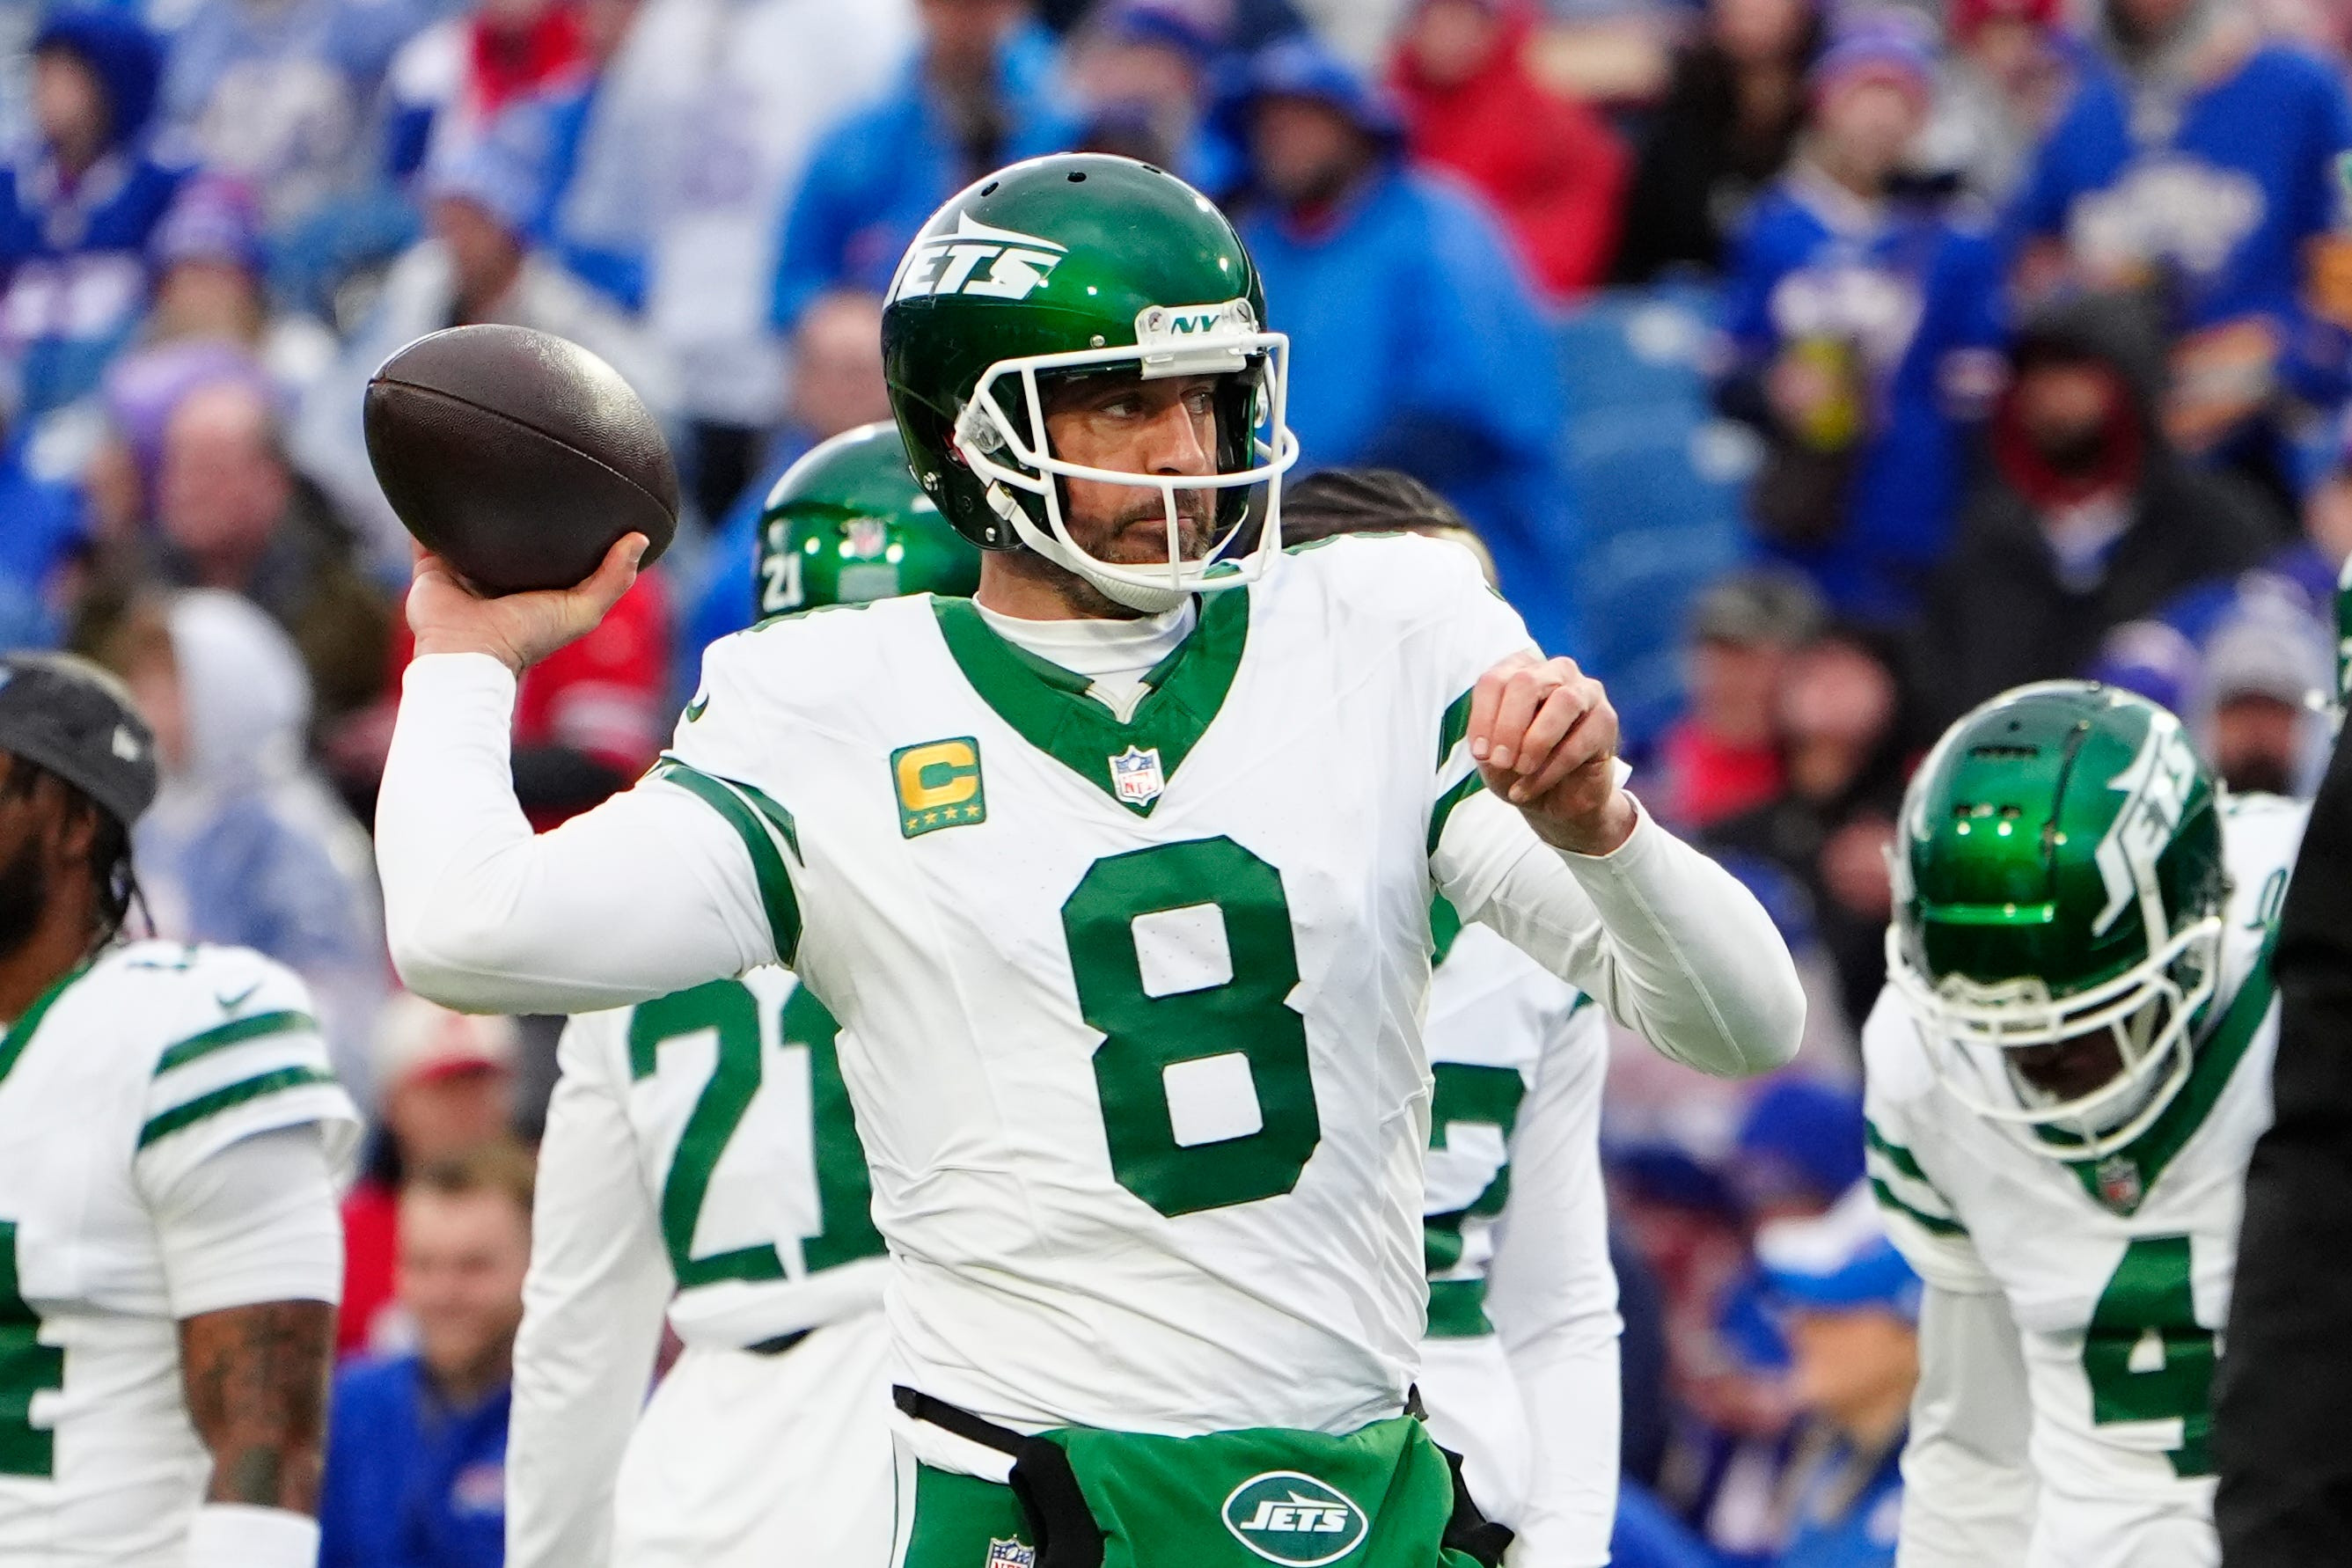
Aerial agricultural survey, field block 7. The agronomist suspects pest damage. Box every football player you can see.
[0,653,358,1564]
[1865,680,2304,1567]
[377,153,1804,1565]
[1286,469,1622,1566]
[506,424,978,1567]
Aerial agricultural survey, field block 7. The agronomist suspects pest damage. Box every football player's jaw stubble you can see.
[978,374,1221,620]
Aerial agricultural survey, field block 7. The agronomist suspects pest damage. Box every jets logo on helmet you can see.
[2091,711,2201,942]
[882,153,1301,614]
[1887,681,2228,1162]
[889,212,1067,304]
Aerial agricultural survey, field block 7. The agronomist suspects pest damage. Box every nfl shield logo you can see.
[1110,745,1166,807]
[2096,1156,2143,1213]
[985,1540,1037,1568]
[842,516,890,560]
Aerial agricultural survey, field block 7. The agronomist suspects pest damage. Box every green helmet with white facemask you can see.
[881,152,1298,614]
[1887,681,2229,1161]
[753,423,983,618]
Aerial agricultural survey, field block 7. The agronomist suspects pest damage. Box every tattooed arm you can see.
[178,1300,336,1511]
[144,1125,348,1564]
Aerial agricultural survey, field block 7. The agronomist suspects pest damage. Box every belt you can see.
[744,1329,812,1357]
[893,1385,1027,1455]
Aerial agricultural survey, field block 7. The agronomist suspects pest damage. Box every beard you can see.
[1084,491,1216,567]
[2221,752,2296,798]
[0,836,49,964]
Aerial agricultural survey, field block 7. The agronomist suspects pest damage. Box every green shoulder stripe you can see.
[139,1066,337,1149]
[156,1010,317,1074]
[653,760,804,965]
[1438,688,1474,771]
[1864,1120,1930,1183]
[1870,1175,1968,1238]
[1428,772,1485,857]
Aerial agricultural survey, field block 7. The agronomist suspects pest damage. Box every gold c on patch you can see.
[893,736,987,839]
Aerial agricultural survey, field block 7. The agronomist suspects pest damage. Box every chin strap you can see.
[984,478,1191,616]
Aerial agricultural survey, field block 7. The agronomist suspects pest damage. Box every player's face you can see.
[1042,372,1220,567]
[397,1187,531,1385]
[2010,1029,2128,1103]
[0,756,87,961]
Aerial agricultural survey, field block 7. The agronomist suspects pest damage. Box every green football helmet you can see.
[1887,681,2229,1161]
[754,423,982,617]
[881,151,1299,614]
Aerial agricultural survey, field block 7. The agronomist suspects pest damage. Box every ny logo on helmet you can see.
[891,213,1067,304]
[2092,713,2199,942]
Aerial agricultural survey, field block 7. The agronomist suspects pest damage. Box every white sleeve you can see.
[154,1125,345,1318]
[507,1015,674,1568]
[377,653,775,1014]
[1899,1284,2038,1567]
[1436,791,1805,1079]
[1483,1004,1618,1568]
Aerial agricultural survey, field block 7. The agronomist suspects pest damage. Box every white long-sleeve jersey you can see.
[1415,918,1619,1568]
[507,966,883,1568]
[1868,794,2304,1568]
[378,533,1803,1462]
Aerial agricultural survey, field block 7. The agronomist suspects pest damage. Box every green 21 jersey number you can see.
[627,979,882,1287]
[0,1222,58,1476]
[1062,838,1323,1219]
[2082,1234,2217,1477]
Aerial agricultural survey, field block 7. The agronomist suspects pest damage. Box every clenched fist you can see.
[1467,650,1636,856]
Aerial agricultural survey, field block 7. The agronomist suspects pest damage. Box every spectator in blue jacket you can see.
[1755,1185,1921,1568]
[1225,36,1583,656]
[320,1143,536,1568]
[1718,13,2007,625]
[1,9,190,422]
[1066,0,1245,195]
[2011,0,2352,493]
[768,0,1081,338]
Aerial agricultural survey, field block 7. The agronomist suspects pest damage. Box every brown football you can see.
[363,325,678,595]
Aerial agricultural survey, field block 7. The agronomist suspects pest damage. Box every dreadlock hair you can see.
[1280,468,1476,546]
[0,758,143,951]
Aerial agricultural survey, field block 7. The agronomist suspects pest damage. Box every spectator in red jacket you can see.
[331,567,670,827]
[1390,0,1627,302]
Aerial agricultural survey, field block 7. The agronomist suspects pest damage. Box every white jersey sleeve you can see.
[508,1011,671,1568]
[131,948,360,1200]
[151,1126,345,1320]
[1860,993,2000,1297]
[377,653,773,1014]
[1901,1283,2040,1567]
[1484,1001,1618,1567]
[1393,535,1801,1081]
[1438,792,1804,1078]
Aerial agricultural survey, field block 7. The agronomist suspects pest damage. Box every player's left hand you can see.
[1469,650,1638,857]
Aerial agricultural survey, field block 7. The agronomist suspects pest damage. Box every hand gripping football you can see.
[364,324,679,595]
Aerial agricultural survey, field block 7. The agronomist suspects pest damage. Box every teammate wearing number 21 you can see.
[377,153,1803,1566]
[1864,682,2303,1568]
[504,426,978,1568]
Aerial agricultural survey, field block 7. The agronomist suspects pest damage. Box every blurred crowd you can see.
[7,0,2352,1559]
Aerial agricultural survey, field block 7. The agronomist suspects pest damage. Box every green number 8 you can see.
[1062,838,1322,1218]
